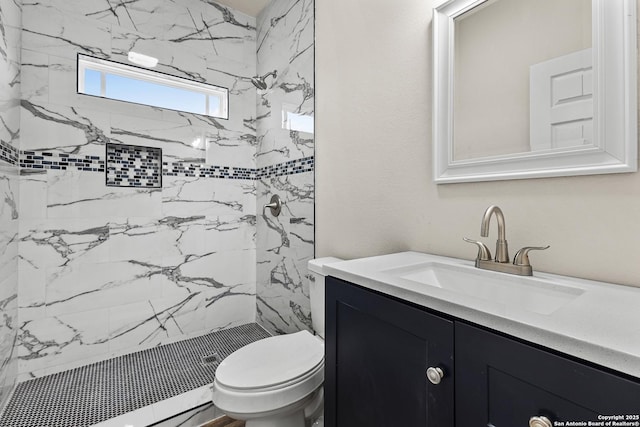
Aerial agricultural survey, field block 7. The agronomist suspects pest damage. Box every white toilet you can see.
[212,257,341,427]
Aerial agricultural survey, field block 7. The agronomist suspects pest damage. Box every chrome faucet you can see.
[465,205,549,276]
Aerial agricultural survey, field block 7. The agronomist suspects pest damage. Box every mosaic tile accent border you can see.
[106,143,162,188]
[20,150,105,172]
[163,162,255,180]
[19,149,314,181]
[256,156,314,179]
[0,323,271,427]
[0,141,19,166]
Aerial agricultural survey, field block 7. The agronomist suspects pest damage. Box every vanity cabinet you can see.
[456,322,640,426]
[325,277,454,426]
[325,277,640,427]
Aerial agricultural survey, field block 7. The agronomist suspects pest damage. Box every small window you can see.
[77,54,229,119]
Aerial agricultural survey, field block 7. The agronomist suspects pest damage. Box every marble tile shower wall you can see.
[255,0,315,334]
[17,0,259,380]
[0,0,22,408]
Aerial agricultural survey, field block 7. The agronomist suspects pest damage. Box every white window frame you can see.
[77,54,229,119]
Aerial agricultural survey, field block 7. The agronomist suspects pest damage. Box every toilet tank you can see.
[308,257,342,339]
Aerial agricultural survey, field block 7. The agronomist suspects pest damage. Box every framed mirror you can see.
[433,0,637,183]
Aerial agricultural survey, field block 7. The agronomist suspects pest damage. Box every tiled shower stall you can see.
[0,0,314,414]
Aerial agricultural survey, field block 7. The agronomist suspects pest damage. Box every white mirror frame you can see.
[433,0,637,184]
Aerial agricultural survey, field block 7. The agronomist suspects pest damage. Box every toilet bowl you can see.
[211,257,342,427]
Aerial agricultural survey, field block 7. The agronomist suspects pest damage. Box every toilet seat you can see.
[212,330,325,416]
[215,330,324,390]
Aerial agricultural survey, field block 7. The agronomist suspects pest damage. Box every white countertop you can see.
[324,251,640,378]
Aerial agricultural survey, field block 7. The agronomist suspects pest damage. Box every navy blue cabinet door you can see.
[456,322,640,426]
[325,277,454,427]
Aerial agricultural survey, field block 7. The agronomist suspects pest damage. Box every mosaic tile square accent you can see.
[0,141,19,166]
[106,143,162,188]
[0,323,271,427]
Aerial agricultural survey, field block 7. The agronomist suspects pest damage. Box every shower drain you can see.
[201,352,221,365]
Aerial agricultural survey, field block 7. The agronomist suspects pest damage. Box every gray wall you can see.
[316,0,640,288]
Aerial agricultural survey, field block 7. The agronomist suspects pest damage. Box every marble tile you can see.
[47,169,162,218]
[0,0,21,408]
[111,25,209,83]
[130,103,258,168]
[19,217,111,270]
[204,118,258,170]
[20,101,111,155]
[161,20,254,66]
[257,0,314,67]
[43,260,157,317]
[10,0,316,383]
[0,99,21,154]
[254,0,315,335]
[22,3,111,59]
[17,308,111,376]
[0,271,18,409]
[16,170,259,374]
[178,248,256,290]
[255,0,315,168]
[110,114,208,163]
[110,214,256,261]
[0,0,22,31]
[18,170,46,219]
[17,258,46,321]
[39,0,184,33]
[108,217,182,263]
[162,176,256,217]
[106,299,187,354]
[19,49,48,105]
[106,265,256,352]
[205,290,256,333]
[16,242,257,374]
[0,16,21,157]
[256,172,314,335]
[0,163,19,408]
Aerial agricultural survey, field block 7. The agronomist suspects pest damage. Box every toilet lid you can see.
[215,330,324,390]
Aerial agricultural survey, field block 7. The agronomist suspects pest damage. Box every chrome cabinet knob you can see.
[529,416,552,427]
[426,366,444,385]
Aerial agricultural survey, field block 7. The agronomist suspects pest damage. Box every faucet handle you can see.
[463,237,492,261]
[513,246,550,266]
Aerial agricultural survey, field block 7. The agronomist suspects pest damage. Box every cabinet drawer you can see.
[456,322,640,426]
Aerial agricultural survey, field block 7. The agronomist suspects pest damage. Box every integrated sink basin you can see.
[324,251,640,379]
[380,262,585,315]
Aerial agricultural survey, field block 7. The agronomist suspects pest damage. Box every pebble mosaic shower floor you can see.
[0,323,271,427]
